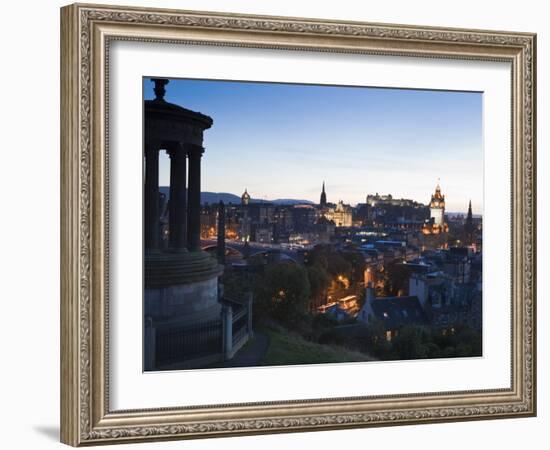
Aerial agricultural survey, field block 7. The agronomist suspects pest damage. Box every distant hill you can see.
[201,192,242,204]
[158,187,314,206]
[159,187,240,204]
[269,199,314,205]
[446,211,483,219]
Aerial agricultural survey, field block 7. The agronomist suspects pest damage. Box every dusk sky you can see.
[144,77,483,214]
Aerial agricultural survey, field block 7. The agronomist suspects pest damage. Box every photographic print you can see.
[143,77,483,372]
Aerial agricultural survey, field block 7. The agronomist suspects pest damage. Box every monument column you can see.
[168,143,187,251]
[144,142,160,252]
[187,144,204,252]
[217,201,226,264]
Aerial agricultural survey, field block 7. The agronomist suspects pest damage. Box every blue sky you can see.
[144,77,483,213]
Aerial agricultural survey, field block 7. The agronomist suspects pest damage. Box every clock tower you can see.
[429,181,445,226]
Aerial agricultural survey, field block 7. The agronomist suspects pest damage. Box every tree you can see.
[220,266,253,298]
[341,250,366,286]
[254,262,311,324]
[325,252,352,279]
[305,245,331,270]
[307,245,352,279]
[307,264,330,309]
[392,325,432,359]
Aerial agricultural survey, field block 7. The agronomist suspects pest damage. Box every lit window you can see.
[385,330,392,341]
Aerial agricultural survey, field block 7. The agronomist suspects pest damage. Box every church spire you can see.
[465,199,475,243]
[320,181,327,207]
[466,199,473,223]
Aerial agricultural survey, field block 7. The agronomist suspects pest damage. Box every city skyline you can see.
[144,77,483,213]
[143,77,484,373]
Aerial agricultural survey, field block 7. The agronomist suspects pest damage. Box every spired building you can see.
[422,182,449,235]
[318,182,352,227]
[143,79,252,371]
[320,181,327,208]
[240,188,252,241]
[241,188,251,206]
[464,200,476,244]
[328,200,353,227]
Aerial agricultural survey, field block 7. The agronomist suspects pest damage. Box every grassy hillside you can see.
[260,328,375,366]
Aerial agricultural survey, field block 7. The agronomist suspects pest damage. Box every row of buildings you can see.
[298,184,482,341]
[194,183,480,245]
[193,182,480,251]
[325,246,482,340]
[197,181,483,342]
[322,213,481,340]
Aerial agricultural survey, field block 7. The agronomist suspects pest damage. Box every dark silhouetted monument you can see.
[217,201,226,265]
[143,79,251,370]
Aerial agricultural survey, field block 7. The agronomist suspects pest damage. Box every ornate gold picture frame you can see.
[60,3,536,446]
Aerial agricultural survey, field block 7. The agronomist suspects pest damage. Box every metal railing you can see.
[151,293,253,368]
[155,319,222,367]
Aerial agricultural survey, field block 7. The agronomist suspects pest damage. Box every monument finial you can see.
[151,78,169,101]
